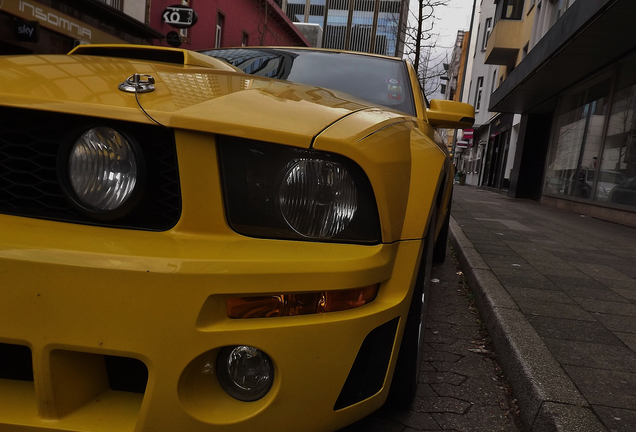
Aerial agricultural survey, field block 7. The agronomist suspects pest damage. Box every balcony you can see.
[485,19,523,67]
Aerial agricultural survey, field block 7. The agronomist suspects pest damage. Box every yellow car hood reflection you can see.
[0,54,370,148]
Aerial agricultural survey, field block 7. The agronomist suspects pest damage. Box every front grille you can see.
[0,106,181,230]
[0,343,34,381]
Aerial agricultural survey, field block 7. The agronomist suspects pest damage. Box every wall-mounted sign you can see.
[16,20,39,42]
[166,31,182,47]
[162,5,198,29]
[1,0,127,44]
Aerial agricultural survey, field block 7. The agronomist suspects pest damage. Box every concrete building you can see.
[281,0,410,57]
[151,0,309,51]
[487,0,636,226]
[441,30,471,157]
[0,0,162,54]
[459,0,516,189]
[460,0,537,192]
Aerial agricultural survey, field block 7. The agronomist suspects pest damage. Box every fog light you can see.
[216,346,273,401]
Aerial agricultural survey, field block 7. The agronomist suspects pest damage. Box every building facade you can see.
[459,0,496,187]
[151,0,309,51]
[441,30,471,157]
[463,0,636,226]
[494,0,635,226]
[281,0,409,57]
[0,0,162,55]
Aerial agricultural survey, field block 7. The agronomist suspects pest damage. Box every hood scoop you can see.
[71,45,187,65]
[68,44,240,71]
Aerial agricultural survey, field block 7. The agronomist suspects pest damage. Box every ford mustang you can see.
[0,44,473,432]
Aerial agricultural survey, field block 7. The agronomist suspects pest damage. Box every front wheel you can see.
[432,204,451,264]
[385,211,435,408]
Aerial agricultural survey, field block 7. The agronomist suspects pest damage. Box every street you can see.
[338,244,523,432]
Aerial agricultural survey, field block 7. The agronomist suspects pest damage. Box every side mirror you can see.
[426,99,475,129]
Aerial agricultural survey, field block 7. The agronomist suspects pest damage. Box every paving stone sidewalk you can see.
[339,241,521,432]
[449,186,636,432]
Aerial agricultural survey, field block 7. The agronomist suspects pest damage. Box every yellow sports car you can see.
[0,45,473,432]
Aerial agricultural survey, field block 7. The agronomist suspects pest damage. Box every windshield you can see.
[200,48,415,116]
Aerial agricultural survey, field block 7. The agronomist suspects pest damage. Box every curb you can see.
[448,216,607,432]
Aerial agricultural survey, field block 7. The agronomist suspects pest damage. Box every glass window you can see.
[215,13,224,49]
[544,51,636,209]
[501,0,525,20]
[482,18,492,50]
[544,72,612,200]
[474,77,483,112]
[602,53,636,206]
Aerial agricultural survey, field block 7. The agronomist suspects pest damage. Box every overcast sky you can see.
[409,0,475,53]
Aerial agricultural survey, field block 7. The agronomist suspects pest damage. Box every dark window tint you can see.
[201,48,415,116]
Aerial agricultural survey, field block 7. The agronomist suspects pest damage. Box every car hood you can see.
[0,53,371,148]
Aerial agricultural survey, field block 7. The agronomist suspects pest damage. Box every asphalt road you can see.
[338,244,523,432]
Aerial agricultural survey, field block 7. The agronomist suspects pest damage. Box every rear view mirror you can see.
[426,99,475,129]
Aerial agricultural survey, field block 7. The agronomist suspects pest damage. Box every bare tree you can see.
[400,0,453,97]
[255,0,281,46]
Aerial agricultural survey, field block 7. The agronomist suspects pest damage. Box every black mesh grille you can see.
[0,106,181,230]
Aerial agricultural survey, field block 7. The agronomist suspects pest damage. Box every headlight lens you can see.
[279,159,357,238]
[68,127,138,212]
[216,346,274,401]
[218,138,380,244]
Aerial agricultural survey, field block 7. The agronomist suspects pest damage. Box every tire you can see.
[385,211,435,408]
[432,204,450,264]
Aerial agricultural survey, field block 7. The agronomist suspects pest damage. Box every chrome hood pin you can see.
[119,73,155,93]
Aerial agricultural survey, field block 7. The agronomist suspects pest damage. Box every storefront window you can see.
[601,54,636,206]
[544,72,612,200]
[544,51,636,210]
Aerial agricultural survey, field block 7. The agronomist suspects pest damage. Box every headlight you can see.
[218,137,381,244]
[279,159,357,238]
[65,127,142,217]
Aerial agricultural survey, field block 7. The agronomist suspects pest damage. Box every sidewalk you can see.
[449,186,636,432]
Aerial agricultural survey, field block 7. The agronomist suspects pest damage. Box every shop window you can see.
[544,72,613,201]
[545,52,636,209]
[600,54,636,206]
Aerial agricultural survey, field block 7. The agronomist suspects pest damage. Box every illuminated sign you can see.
[16,0,92,40]
[0,0,126,44]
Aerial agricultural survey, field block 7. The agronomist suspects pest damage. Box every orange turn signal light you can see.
[227,285,379,319]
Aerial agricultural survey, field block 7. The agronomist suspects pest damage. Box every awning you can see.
[489,0,636,114]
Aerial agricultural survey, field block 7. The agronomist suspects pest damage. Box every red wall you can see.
[150,0,309,50]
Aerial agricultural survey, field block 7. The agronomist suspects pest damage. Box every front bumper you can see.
[0,212,423,432]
